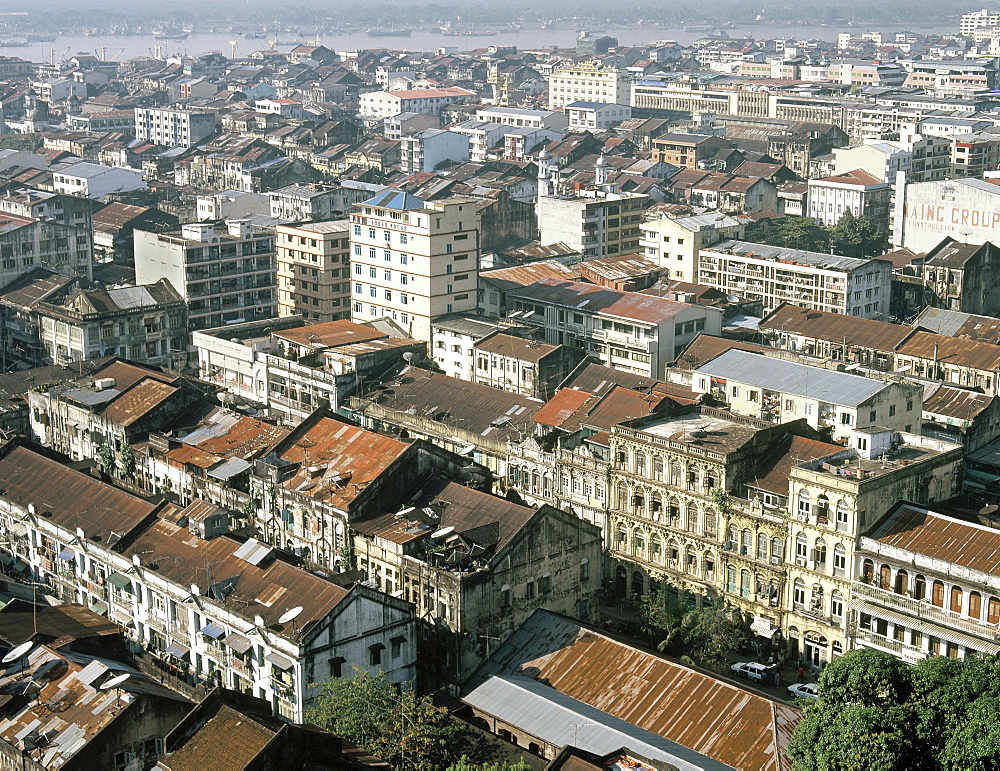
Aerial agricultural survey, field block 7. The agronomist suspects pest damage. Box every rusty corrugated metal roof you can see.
[466,610,800,771]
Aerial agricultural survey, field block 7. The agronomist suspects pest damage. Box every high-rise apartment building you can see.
[134,220,277,331]
[134,107,217,148]
[349,191,480,342]
[276,220,351,322]
[547,60,631,110]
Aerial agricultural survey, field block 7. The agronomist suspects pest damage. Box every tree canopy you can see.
[788,649,1000,770]
[747,212,889,259]
[306,669,460,769]
[638,590,748,670]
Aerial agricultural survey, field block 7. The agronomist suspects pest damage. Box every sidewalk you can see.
[724,650,818,701]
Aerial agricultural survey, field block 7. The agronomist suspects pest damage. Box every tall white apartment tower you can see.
[349,191,480,342]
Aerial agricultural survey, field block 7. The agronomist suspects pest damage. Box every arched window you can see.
[989,596,1000,625]
[814,538,827,569]
[879,564,892,589]
[771,537,784,562]
[835,500,850,532]
[653,456,663,481]
[951,585,963,614]
[797,489,811,518]
[833,544,846,577]
[650,537,662,561]
[635,452,646,476]
[757,532,768,561]
[741,528,752,556]
[727,565,737,593]
[687,505,700,533]
[932,580,945,608]
[740,569,752,598]
[795,532,808,561]
[914,574,927,600]
[728,525,738,546]
[632,492,645,514]
[894,570,908,596]
[705,470,718,491]
[862,558,875,582]
[970,591,983,620]
[617,448,629,469]
[810,583,824,611]
[650,492,663,521]
[668,497,680,523]
[815,494,830,523]
[831,590,844,620]
[793,578,806,608]
[704,511,717,537]
[617,483,629,509]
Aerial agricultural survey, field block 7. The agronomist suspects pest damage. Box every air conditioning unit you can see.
[771,555,782,565]
[723,540,737,551]
[796,557,808,566]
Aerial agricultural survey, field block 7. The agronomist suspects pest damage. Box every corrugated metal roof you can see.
[466,611,800,771]
[695,349,888,406]
[869,503,1000,576]
[759,304,913,351]
[464,675,732,770]
[897,330,1000,372]
[514,279,694,325]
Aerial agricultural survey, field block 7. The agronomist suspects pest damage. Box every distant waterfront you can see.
[0,21,958,62]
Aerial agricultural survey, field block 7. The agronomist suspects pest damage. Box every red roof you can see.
[533,388,595,429]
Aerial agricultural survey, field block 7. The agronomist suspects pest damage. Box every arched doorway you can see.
[614,566,627,597]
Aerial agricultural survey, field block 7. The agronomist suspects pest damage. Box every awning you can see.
[208,457,252,480]
[164,642,189,659]
[107,572,132,591]
[57,548,75,562]
[199,622,225,639]
[264,651,293,670]
[751,617,779,639]
[223,632,252,654]
[849,600,1000,655]
[88,598,108,616]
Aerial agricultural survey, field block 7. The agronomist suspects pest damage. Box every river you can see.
[0,21,958,64]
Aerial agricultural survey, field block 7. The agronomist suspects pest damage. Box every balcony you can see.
[852,581,1000,640]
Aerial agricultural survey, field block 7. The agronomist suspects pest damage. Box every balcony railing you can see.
[852,581,1000,640]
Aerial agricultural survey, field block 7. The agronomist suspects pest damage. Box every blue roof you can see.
[362,189,425,211]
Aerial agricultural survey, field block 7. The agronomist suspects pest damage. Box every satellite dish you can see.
[3,641,33,664]
[278,606,303,625]
[431,526,455,539]
[101,673,131,690]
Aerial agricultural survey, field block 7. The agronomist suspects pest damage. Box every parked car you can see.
[730,662,770,682]
[787,682,820,700]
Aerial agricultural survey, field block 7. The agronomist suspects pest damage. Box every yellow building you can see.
[276,220,351,322]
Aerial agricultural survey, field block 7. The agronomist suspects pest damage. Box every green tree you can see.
[306,669,460,769]
[679,606,746,670]
[829,210,889,258]
[750,216,830,252]
[637,588,685,649]
[97,444,114,470]
[117,443,135,476]
[788,650,1000,770]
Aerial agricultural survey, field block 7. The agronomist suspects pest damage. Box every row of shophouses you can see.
[20,353,998,682]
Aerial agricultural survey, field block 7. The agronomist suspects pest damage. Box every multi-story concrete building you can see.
[474,106,568,131]
[510,278,723,377]
[651,133,733,170]
[565,101,632,132]
[691,349,924,442]
[399,128,470,173]
[698,240,892,318]
[134,220,278,332]
[349,190,481,343]
[962,8,1000,35]
[51,161,146,202]
[0,441,418,723]
[32,279,187,367]
[807,170,892,229]
[276,220,351,322]
[0,214,93,288]
[536,169,648,259]
[192,318,425,425]
[358,87,474,120]
[851,501,1000,662]
[639,212,744,283]
[919,237,1000,316]
[268,183,371,222]
[948,132,1000,178]
[134,107,216,148]
[786,437,962,666]
[832,134,951,184]
[472,331,586,400]
[547,60,631,110]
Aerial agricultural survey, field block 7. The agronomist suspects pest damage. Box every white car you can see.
[730,662,770,682]
[787,682,820,700]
